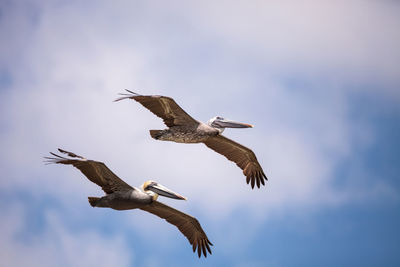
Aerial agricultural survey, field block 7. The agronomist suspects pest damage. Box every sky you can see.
[0,0,399,266]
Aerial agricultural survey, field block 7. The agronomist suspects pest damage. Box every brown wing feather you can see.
[44,149,133,194]
[115,90,199,127]
[140,201,213,258]
[203,135,267,189]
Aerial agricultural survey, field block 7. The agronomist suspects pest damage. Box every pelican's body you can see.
[115,90,268,189]
[45,149,212,258]
[91,188,153,210]
[150,123,219,143]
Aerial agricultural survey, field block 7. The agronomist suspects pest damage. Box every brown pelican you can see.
[44,148,212,258]
[115,90,267,189]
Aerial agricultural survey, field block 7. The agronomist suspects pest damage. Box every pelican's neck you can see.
[214,127,224,133]
[144,190,158,201]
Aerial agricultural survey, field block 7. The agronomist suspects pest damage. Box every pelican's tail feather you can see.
[149,130,163,140]
[88,197,100,207]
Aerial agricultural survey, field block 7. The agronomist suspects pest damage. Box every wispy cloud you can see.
[0,201,132,267]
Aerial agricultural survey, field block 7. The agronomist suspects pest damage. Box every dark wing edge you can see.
[140,201,213,258]
[113,89,139,102]
[44,148,133,194]
[203,135,267,189]
[114,90,199,127]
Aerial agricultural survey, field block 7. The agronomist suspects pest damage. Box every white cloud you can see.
[0,204,132,267]
[174,0,400,88]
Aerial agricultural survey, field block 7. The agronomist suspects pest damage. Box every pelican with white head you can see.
[45,149,212,258]
[115,91,267,189]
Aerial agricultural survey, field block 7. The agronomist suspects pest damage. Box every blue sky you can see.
[0,0,399,266]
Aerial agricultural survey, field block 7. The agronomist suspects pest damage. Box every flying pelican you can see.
[115,90,267,189]
[44,148,212,258]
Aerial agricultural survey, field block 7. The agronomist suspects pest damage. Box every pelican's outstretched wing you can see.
[140,201,213,258]
[44,148,133,194]
[115,90,199,127]
[203,135,267,188]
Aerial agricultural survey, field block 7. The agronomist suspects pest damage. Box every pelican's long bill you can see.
[213,118,254,129]
[147,182,187,200]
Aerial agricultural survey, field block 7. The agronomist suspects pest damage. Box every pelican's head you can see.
[142,180,187,201]
[207,116,254,133]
